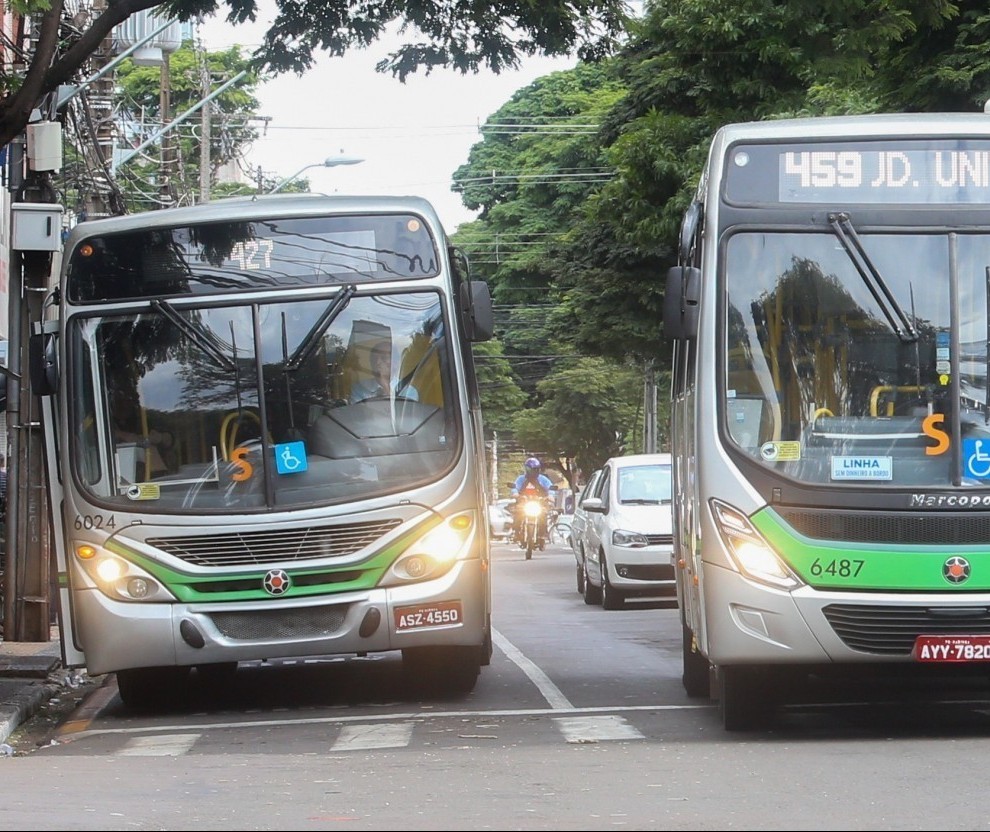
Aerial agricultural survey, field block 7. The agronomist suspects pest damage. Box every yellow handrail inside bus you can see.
[220,410,268,460]
[869,385,925,417]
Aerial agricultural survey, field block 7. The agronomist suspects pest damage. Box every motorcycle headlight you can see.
[523,500,543,518]
[709,499,802,590]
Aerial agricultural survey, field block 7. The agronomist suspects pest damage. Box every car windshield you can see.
[617,465,672,504]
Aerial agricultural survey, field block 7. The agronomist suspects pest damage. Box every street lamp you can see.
[267,154,365,194]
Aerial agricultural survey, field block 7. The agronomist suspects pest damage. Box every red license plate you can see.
[913,634,990,662]
[394,601,463,631]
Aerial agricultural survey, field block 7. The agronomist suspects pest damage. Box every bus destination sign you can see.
[725,140,990,205]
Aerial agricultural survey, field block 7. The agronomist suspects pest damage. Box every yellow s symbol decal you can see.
[231,446,254,481]
[922,413,949,456]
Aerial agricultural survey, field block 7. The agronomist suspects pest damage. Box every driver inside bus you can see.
[349,341,420,404]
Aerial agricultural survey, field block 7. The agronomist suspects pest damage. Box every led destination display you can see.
[725,140,990,205]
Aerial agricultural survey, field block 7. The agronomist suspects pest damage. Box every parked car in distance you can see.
[580,453,674,609]
[488,498,515,541]
[570,468,603,594]
[551,512,575,548]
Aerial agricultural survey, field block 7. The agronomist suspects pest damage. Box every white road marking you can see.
[553,715,645,743]
[331,722,414,751]
[492,627,573,709]
[119,733,200,756]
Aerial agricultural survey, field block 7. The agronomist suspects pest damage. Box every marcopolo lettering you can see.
[910,493,990,508]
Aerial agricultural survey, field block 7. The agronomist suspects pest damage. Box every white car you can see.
[580,453,674,609]
[487,498,515,541]
[570,469,603,594]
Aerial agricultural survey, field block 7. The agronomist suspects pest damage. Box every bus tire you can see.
[402,646,480,695]
[116,666,190,709]
[681,622,710,698]
[717,665,772,731]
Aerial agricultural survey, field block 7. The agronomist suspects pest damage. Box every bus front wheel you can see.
[402,645,481,695]
[716,665,774,731]
[681,622,711,698]
[116,666,191,709]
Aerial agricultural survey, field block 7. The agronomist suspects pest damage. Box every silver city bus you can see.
[665,113,990,729]
[35,194,495,706]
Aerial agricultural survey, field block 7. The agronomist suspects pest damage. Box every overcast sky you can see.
[196,12,575,231]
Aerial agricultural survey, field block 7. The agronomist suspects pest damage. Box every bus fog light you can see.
[126,577,153,598]
[403,556,429,578]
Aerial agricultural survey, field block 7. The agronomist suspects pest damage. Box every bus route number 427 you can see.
[394,601,463,630]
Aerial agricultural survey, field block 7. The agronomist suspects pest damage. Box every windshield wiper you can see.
[151,299,236,370]
[285,284,357,372]
[828,212,918,343]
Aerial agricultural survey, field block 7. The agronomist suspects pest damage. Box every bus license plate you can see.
[394,601,463,631]
[913,635,990,662]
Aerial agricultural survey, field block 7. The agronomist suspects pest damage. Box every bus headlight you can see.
[710,499,802,590]
[74,543,174,602]
[381,512,475,586]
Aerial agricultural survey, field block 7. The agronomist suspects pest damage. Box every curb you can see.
[0,679,61,747]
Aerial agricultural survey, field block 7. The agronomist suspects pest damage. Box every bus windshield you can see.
[723,229,990,487]
[69,289,457,511]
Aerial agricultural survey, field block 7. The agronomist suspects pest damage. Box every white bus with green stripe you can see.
[665,113,990,729]
[35,194,495,706]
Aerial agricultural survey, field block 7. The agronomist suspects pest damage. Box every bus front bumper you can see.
[73,559,488,676]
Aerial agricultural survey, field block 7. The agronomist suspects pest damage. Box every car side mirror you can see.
[583,497,604,513]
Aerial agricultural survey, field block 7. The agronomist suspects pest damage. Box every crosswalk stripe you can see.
[552,715,645,743]
[332,722,415,751]
[119,733,201,756]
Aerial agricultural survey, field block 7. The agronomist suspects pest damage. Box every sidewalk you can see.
[0,630,65,747]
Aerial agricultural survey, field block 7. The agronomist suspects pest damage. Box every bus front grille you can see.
[209,606,349,641]
[823,603,990,655]
[147,520,402,567]
[778,508,990,544]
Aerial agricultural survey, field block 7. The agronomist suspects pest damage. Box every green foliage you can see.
[512,357,642,477]
[161,0,630,78]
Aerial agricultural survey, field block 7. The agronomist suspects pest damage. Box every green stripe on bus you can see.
[752,507,990,591]
[102,514,443,603]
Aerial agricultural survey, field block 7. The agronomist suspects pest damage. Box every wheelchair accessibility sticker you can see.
[963,438,990,479]
[275,441,308,475]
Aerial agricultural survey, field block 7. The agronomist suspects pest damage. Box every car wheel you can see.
[600,554,625,610]
[576,561,585,594]
[582,557,601,605]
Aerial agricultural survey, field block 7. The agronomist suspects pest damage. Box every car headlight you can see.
[612,529,649,548]
[709,499,802,590]
[73,542,175,602]
[381,512,477,586]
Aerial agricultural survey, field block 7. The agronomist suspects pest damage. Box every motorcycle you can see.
[514,484,552,560]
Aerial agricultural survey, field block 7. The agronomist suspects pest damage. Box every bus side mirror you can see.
[460,280,495,342]
[663,266,700,340]
[29,332,58,396]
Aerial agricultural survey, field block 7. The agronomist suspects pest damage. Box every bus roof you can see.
[63,193,444,248]
[713,111,990,145]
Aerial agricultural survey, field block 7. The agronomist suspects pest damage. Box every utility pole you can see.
[159,52,174,205]
[198,49,211,203]
[643,358,657,454]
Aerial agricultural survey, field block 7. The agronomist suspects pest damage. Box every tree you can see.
[0,0,630,152]
[97,42,260,210]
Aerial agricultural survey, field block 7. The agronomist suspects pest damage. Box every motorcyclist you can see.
[510,457,555,543]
